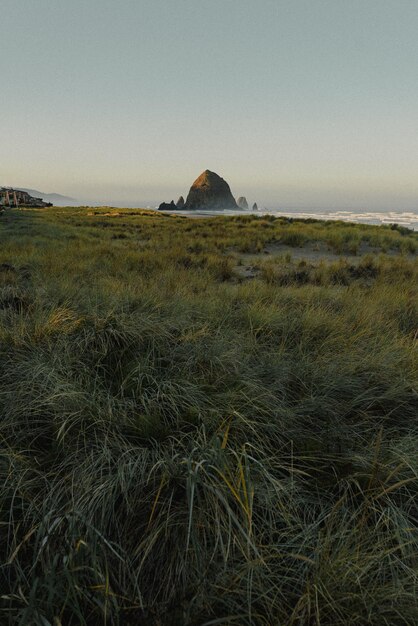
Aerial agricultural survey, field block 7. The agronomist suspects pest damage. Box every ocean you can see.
[156,207,418,230]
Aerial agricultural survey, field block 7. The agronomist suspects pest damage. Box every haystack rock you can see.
[237,196,249,210]
[184,170,238,210]
[176,195,185,208]
[252,202,258,211]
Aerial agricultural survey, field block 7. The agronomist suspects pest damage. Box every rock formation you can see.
[237,196,249,210]
[176,195,185,208]
[252,202,258,211]
[184,170,238,210]
[158,200,177,211]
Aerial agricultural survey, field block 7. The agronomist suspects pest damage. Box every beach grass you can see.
[0,207,417,625]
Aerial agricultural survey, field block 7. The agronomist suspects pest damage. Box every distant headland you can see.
[0,187,78,208]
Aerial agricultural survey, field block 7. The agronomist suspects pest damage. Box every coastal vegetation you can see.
[0,207,417,625]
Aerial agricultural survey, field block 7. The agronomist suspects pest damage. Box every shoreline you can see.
[156,207,418,230]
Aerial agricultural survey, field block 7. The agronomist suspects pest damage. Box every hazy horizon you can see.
[7,180,418,213]
[2,0,418,211]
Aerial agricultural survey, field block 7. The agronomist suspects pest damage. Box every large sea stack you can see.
[184,170,238,210]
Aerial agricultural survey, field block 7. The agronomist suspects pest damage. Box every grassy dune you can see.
[0,207,417,625]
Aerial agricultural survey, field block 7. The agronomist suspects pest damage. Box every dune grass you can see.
[0,207,417,625]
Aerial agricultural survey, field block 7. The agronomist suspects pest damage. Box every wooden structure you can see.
[0,188,19,207]
[0,188,51,208]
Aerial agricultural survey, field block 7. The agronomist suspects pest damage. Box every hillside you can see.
[18,188,78,206]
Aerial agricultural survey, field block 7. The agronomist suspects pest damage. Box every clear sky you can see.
[2,0,418,209]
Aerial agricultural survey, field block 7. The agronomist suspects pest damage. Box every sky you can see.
[1,0,418,210]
